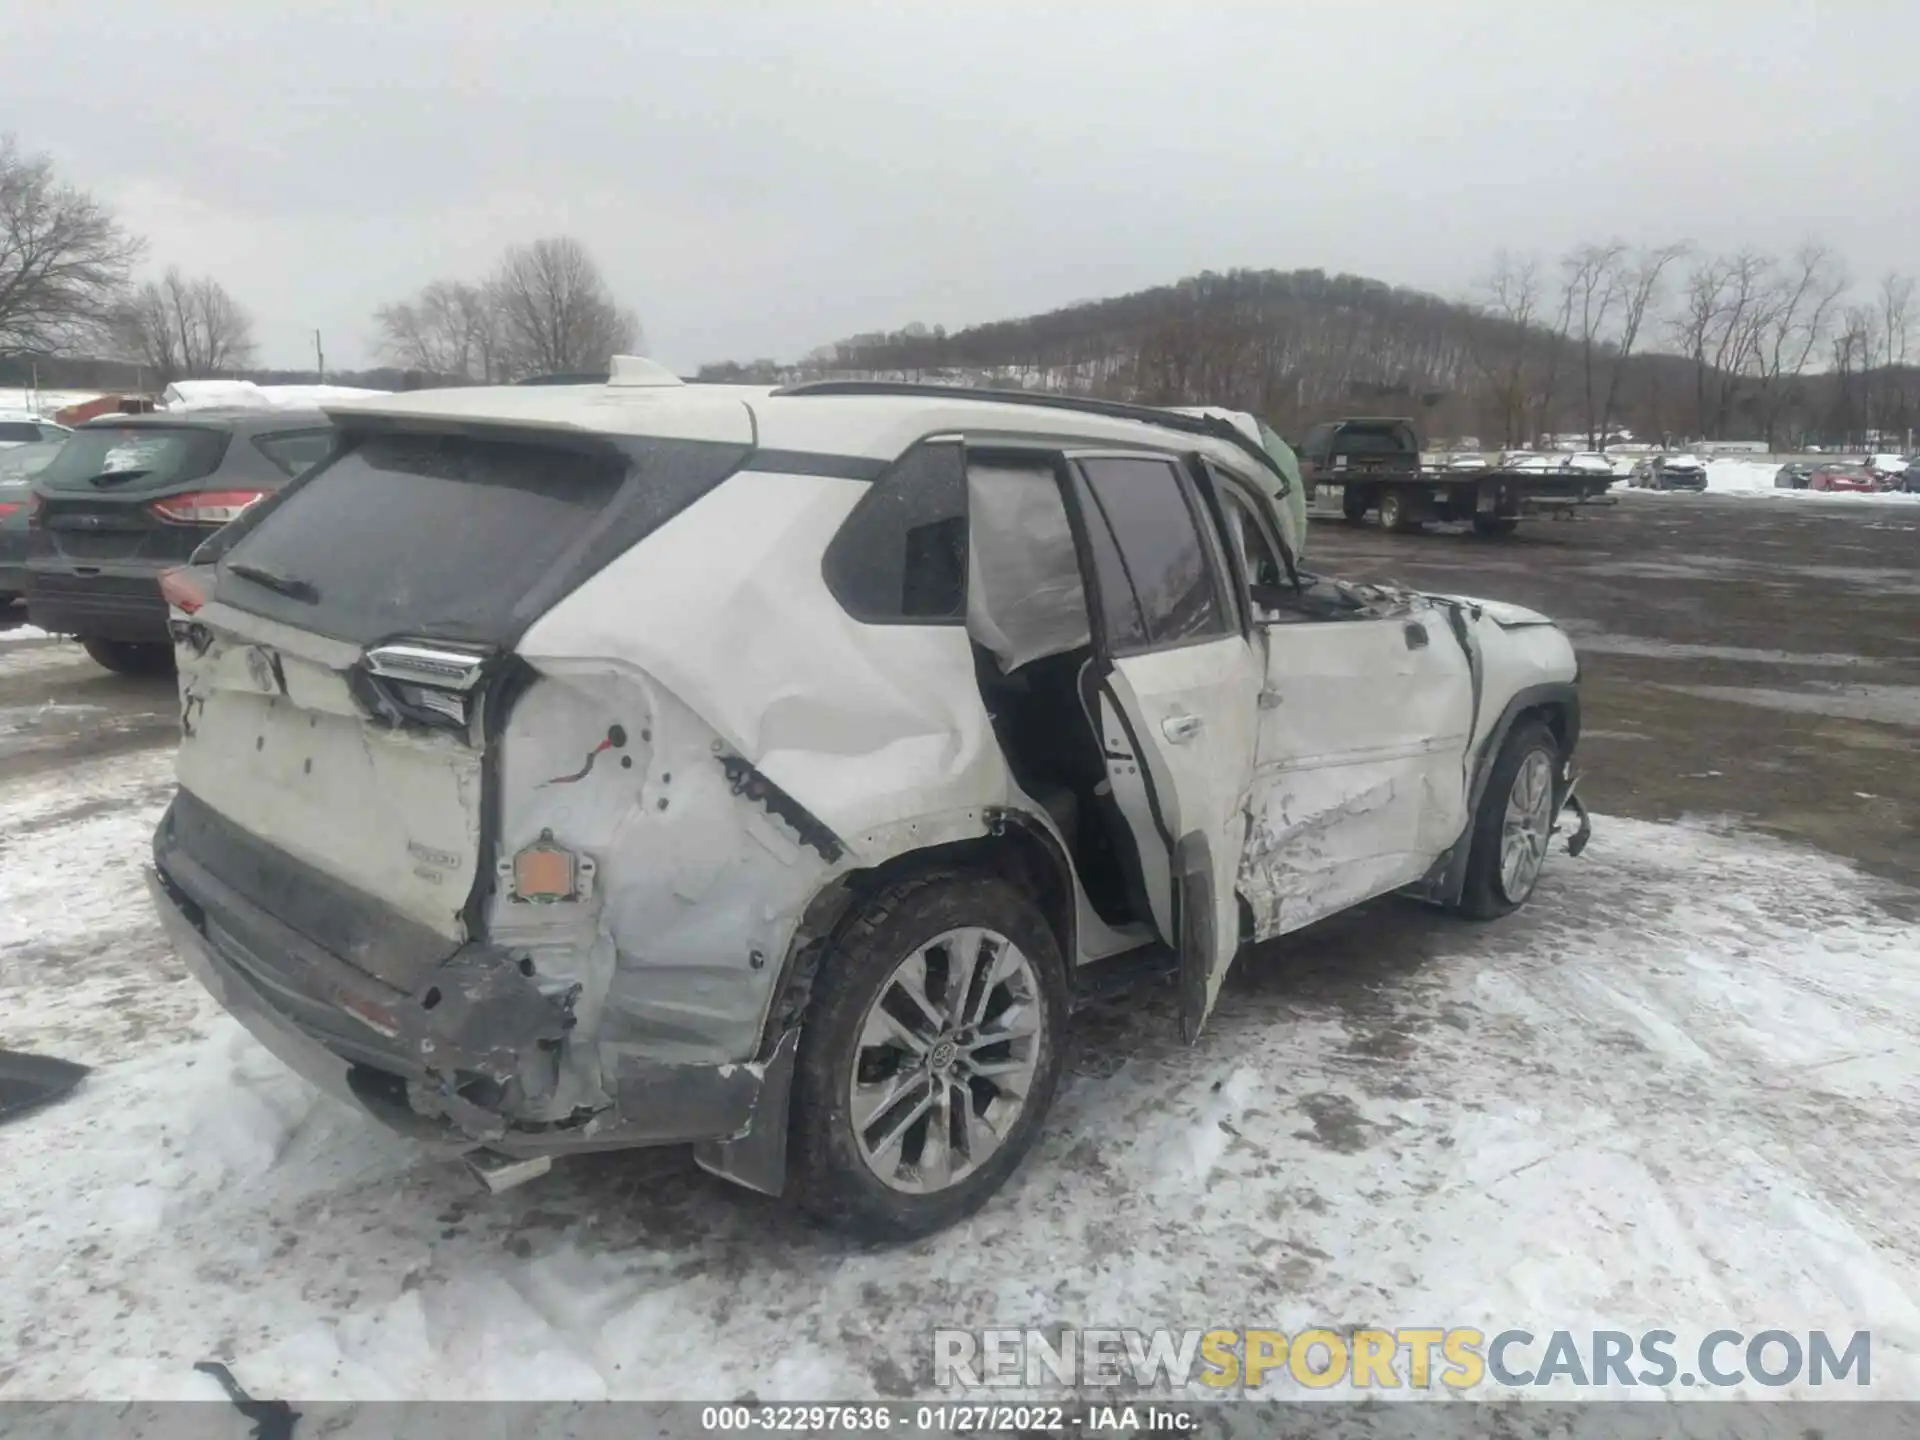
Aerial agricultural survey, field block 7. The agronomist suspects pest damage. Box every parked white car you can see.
[148,368,1590,1237]
[0,410,71,450]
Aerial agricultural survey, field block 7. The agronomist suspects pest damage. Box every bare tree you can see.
[374,279,501,382]
[113,268,257,382]
[1877,272,1915,448]
[1468,251,1545,447]
[1561,242,1627,448]
[1668,251,1773,439]
[0,135,144,359]
[488,237,640,378]
[1748,244,1848,448]
[1597,242,1687,446]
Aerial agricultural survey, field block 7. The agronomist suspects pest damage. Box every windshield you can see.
[36,425,228,492]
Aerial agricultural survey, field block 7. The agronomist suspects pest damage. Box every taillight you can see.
[0,502,19,520]
[149,489,267,525]
[158,566,206,615]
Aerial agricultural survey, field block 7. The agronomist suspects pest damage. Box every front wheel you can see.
[1455,717,1561,920]
[81,637,174,676]
[1341,486,1372,524]
[787,872,1068,1240]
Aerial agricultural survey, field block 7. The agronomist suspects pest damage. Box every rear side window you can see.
[252,428,334,478]
[218,430,746,647]
[1333,425,1416,455]
[1076,456,1230,651]
[0,422,45,443]
[822,441,966,623]
[36,426,228,492]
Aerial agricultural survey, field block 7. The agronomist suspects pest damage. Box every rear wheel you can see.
[1340,486,1372,524]
[81,637,174,676]
[1472,515,1519,537]
[1378,489,1421,533]
[787,872,1068,1240]
[1456,718,1561,920]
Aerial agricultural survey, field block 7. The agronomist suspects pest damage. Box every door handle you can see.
[1404,622,1429,650]
[1162,713,1205,743]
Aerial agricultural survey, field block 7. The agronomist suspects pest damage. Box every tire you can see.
[787,871,1069,1240]
[1455,717,1561,921]
[1472,515,1519,537]
[1378,489,1421,533]
[1340,486,1372,524]
[81,637,174,676]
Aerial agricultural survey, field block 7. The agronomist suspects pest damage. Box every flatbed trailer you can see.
[1317,466,1618,536]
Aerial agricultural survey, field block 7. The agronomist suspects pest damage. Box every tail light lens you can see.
[149,489,268,525]
[159,566,207,615]
[0,501,19,520]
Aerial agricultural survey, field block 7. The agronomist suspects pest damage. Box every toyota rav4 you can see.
[148,365,1590,1238]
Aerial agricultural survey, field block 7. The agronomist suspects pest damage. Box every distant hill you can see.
[699,266,1917,451]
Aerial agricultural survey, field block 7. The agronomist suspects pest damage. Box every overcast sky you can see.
[9,0,1915,373]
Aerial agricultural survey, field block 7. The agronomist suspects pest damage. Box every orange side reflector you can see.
[512,838,576,902]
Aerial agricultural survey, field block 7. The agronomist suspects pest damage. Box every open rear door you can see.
[1055,450,1262,1042]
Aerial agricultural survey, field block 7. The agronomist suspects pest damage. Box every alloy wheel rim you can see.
[848,927,1043,1194]
[1498,750,1555,902]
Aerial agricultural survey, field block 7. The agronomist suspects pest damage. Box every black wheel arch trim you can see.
[1425,680,1581,904]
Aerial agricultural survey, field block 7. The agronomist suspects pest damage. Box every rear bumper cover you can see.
[27,565,170,641]
[149,803,785,1166]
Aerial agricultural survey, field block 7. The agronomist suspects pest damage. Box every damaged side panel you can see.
[491,661,844,1132]
[1238,602,1476,942]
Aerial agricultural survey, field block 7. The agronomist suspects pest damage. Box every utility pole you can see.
[314,330,325,383]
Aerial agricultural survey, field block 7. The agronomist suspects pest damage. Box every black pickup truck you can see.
[1298,417,1616,536]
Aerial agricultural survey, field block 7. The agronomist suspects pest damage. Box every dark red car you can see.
[1808,462,1879,492]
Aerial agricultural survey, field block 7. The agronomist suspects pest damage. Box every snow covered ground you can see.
[2,659,1916,1406]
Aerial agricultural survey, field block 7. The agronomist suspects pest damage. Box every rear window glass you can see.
[252,428,334,477]
[37,426,227,492]
[1333,426,1416,455]
[218,431,744,646]
[0,422,44,443]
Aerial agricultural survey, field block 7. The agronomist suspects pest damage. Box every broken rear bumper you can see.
[147,855,790,1174]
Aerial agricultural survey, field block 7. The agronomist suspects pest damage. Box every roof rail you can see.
[770,380,1287,488]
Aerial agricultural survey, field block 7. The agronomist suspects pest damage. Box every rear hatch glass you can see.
[217,429,750,647]
[37,424,227,497]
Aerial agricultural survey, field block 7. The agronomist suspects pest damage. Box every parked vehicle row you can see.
[1627,454,1708,491]
[24,409,334,672]
[0,439,65,602]
[1775,456,1918,492]
[1301,420,1616,535]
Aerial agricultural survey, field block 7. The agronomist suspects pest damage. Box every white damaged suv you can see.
[148,364,1589,1238]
